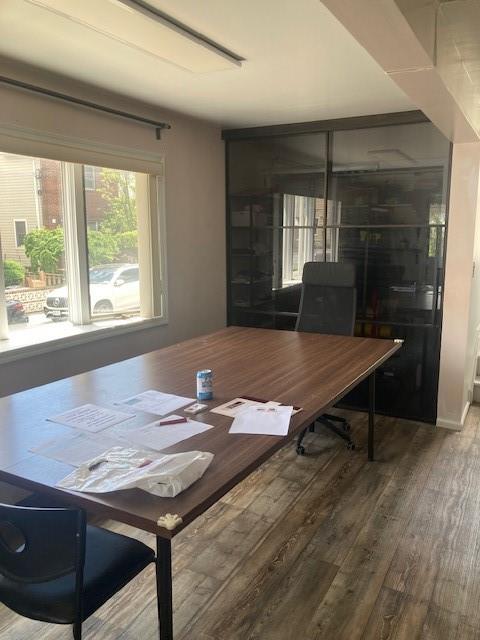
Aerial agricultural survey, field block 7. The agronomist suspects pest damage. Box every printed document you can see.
[31,431,125,467]
[116,390,195,416]
[125,415,213,451]
[48,403,132,433]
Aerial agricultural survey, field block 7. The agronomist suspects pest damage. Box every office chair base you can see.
[296,416,355,455]
[323,413,351,433]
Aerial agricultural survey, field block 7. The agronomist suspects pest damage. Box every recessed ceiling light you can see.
[25,0,244,73]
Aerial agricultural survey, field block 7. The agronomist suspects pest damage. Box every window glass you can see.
[0,151,162,354]
[0,152,69,345]
[329,122,450,327]
[83,165,96,191]
[229,133,326,299]
[84,166,140,318]
[14,220,27,247]
[119,268,139,283]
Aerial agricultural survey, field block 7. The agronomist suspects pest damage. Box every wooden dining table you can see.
[0,326,401,639]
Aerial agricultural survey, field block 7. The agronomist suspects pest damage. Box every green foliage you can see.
[3,259,25,287]
[21,169,138,276]
[87,229,119,266]
[24,227,64,273]
[98,169,137,234]
[117,229,137,253]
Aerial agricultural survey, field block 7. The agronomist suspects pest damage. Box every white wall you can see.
[437,142,480,428]
[0,82,226,396]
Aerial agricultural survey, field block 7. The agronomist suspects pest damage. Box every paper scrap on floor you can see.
[116,390,195,416]
[229,405,293,436]
[31,431,126,467]
[125,415,213,452]
[47,403,132,432]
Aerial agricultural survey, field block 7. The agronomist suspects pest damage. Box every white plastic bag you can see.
[57,446,214,498]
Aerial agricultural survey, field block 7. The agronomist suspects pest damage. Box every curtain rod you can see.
[0,75,171,139]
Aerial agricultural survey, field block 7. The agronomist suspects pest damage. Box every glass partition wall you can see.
[228,133,327,331]
[226,118,451,423]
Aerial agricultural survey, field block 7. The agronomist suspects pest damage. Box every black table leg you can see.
[156,536,173,640]
[368,372,376,461]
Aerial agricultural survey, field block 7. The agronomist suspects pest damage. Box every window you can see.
[281,195,317,287]
[14,220,27,247]
[0,152,166,356]
[83,165,96,190]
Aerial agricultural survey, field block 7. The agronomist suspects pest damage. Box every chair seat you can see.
[0,524,155,624]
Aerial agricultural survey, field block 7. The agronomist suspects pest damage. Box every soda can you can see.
[196,369,213,401]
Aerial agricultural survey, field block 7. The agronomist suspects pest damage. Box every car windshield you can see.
[89,267,117,284]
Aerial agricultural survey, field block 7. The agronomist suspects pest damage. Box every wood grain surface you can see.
[2,407,479,639]
[0,327,400,537]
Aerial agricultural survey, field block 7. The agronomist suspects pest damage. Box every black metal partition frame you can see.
[223,112,452,423]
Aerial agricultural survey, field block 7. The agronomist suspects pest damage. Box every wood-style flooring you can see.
[2,406,480,639]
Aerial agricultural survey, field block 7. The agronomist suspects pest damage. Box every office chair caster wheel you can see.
[346,441,355,451]
[296,445,305,456]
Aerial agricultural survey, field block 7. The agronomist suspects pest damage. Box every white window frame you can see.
[13,218,28,247]
[83,165,96,190]
[281,194,315,287]
[0,144,168,364]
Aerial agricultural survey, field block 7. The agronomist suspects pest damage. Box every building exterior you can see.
[0,153,40,265]
[1,154,112,265]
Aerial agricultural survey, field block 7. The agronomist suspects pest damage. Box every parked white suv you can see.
[44,264,140,320]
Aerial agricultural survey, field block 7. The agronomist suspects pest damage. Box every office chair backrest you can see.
[295,262,356,336]
[0,504,86,584]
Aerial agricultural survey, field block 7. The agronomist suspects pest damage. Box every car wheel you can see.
[94,300,113,314]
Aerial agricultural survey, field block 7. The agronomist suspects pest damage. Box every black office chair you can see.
[295,261,357,455]
[0,503,156,639]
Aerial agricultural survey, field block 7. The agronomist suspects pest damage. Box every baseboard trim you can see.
[436,401,471,431]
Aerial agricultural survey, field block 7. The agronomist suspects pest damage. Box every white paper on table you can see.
[30,431,127,467]
[125,415,213,451]
[116,390,195,416]
[229,405,293,436]
[211,397,266,418]
[47,403,133,433]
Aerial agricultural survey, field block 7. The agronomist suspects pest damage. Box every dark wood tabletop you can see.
[0,327,401,538]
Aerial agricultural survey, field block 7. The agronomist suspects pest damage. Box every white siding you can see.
[0,153,39,265]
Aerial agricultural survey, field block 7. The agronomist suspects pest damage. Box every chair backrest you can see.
[0,503,86,584]
[295,262,356,336]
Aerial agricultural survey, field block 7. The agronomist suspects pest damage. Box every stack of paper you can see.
[229,405,293,436]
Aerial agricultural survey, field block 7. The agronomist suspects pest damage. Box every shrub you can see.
[24,227,64,273]
[87,229,118,266]
[3,259,25,287]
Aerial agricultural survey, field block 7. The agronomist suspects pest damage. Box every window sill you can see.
[0,314,167,365]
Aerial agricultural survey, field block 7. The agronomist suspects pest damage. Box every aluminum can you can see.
[196,369,213,401]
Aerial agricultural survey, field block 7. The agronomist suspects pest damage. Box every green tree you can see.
[3,259,25,287]
[87,229,118,266]
[98,169,136,234]
[24,227,64,273]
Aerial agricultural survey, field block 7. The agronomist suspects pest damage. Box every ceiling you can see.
[394,0,480,136]
[0,0,414,128]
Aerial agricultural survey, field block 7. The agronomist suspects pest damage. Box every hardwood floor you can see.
[2,406,480,639]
